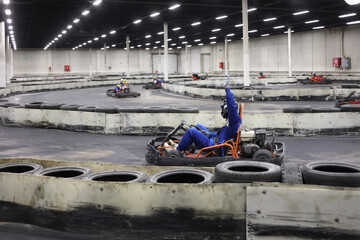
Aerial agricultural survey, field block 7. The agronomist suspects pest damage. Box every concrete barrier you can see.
[1,106,359,136]
[0,158,359,239]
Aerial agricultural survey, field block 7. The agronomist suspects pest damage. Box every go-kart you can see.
[145,104,285,167]
[191,74,207,81]
[302,75,331,84]
[143,81,162,89]
[335,91,360,108]
[106,86,140,98]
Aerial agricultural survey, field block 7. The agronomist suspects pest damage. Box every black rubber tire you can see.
[167,150,183,158]
[41,103,65,110]
[311,108,341,113]
[0,163,43,174]
[252,149,274,160]
[36,166,92,180]
[0,99,8,102]
[95,107,119,114]
[142,106,171,113]
[302,161,360,187]
[283,106,312,113]
[340,104,360,112]
[0,103,20,108]
[147,169,214,184]
[117,107,145,113]
[60,104,83,111]
[25,102,45,109]
[85,170,147,183]
[214,161,282,183]
[341,84,358,89]
[169,107,199,113]
[78,106,97,112]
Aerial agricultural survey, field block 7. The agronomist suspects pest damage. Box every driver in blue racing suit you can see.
[176,81,241,156]
[113,80,127,93]
[153,75,163,86]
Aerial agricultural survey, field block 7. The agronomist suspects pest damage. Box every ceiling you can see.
[1,0,360,50]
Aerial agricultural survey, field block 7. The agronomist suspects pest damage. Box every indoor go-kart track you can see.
[1,83,360,240]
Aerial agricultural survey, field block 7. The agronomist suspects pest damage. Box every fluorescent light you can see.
[169,4,180,10]
[313,26,325,29]
[293,10,309,15]
[93,0,102,5]
[10,30,13,34]
[210,41,216,44]
[177,46,182,49]
[284,30,295,33]
[212,28,221,32]
[55,37,58,40]
[305,20,319,24]
[194,39,201,42]
[101,34,106,38]
[155,41,160,44]
[145,43,150,46]
[344,0,360,5]
[339,13,357,18]
[83,43,87,45]
[235,24,243,27]
[88,40,92,43]
[145,35,151,38]
[7,19,12,24]
[5,9,11,15]
[247,8,257,12]
[187,45,192,47]
[137,45,142,47]
[227,39,232,42]
[209,36,217,39]
[124,48,127,50]
[51,40,55,43]
[133,19,142,24]
[67,25,72,29]
[198,43,203,46]
[3,0,10,4]
[179,35,185,39]
[167,38,172,41]
[216,15,228,20]
[112,44,116,47]
[58,34,62,38]
[82,10,90,16]
[146,48,150,50]
[8,25,13,29]
[130,46,134,49]
[73,19,80,23]
[106,46,109,49]
[79,44,82,47]
[227,33,235,36]
[150,12,160,17]
[153,46,158,49]
[273,25,285,29]
[249,29,257,33]
[110,30,116,34]
[263,17,277,22]
[182,41,188,44]
[347,20,360,25]
[62,30,67,34]
[172,27,181,31]
[169,48,173,50]
[94,37,99,41]
[261,34,270,37]
[171,43,176,46]
[191,22,201,26]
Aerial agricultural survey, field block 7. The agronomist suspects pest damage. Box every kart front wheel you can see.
[252,149,274,160]
[167,150,183,158]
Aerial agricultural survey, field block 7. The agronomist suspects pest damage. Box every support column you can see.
[288,27,292,77]
[0,22,6,88]
[89,48,92,77]
[225,36,228,76]
[126,35,130,78]
[242,0,250,86]
[163,23,169,81]
[158,47,161,74]
[104,43,107,73]
[185,44,189,75]
[6,36,13,86]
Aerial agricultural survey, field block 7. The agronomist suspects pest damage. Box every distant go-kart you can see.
[106,84,140,98]
[145,104,286,167]
[335,91,360,108]
[303,75,331,84]
[143,81,162,89]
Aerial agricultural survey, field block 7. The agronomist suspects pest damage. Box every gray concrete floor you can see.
[5,85,335,111]
[1,125,359,165]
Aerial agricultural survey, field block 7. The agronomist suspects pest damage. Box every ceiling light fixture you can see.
[235,24,243,27]
[169,4,180,10]
[157,31,164,35]
[209,36,216,39]
[133,19,142,24]
[94,37,99,41]
[172,27,181,31]
[344,0,360,5]
[293,10,309,15]
[313,26,325,29]
[88,40,92,43]
[179,35,185,39]
[3,0,10,4]
[82,10,90,16]
[93,0,102,6]
[8,25,13,29]
[145,35,151,38]
[182,41,188,44]
[212,28,221,32]
[263,17,277,22]
[261,34,270,37]
[177,46,182,49]
[216,15,228,20]
[145,43,150,45]
[191,22,201,26]
[150,12,160,17]
[62,30,67,34]
[110,30,116,34]
[5,9,11,15]
[198,43,203,46]
[284,30,295,33]
[273,25,285,29]
[73,19,80,23]
[101,34,106,38]
[7,19,12,24]
[227,33,235,36]
[347,20,360,24]
[137,45,142,47]
[171,43,176,46]
[339,13,357,18]
[67,25,72,29]
[167,38,172,41]
[247,8,257,12]
[194,39,201,42]
[249,29,257,33]
[155,41,160,44]
[305,20,319,24]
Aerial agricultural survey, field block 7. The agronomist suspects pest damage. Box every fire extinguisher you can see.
[219,62,224,69]
[49,67,52,72]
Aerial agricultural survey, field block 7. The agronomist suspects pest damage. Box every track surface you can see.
[5,85,335,111]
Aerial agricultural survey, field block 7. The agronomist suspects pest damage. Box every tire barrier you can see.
[0,162,43,174]
[214,161,282,183]
[78,106,97,112]
[340,104,360,112]
[60,104,83,111]
[147,169,214,184]
[36,166,92,180]
[283,106,312,113]
[302,161,360,187]
[25,102,45,109]
[41,103,65,110]
[95,107,119,114]
[0,103,20,108]
[85,170,147,183]
[311,108,341,113]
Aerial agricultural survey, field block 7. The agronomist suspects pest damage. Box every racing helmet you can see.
[221,99,228,119]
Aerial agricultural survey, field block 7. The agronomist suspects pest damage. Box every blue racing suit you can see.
[177,88,241,154]
[114,83,126,93]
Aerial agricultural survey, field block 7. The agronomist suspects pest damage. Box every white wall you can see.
[13,25,360,76]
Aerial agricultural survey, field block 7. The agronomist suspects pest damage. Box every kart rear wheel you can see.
[252,149,274,160]
[167,150,183,158]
